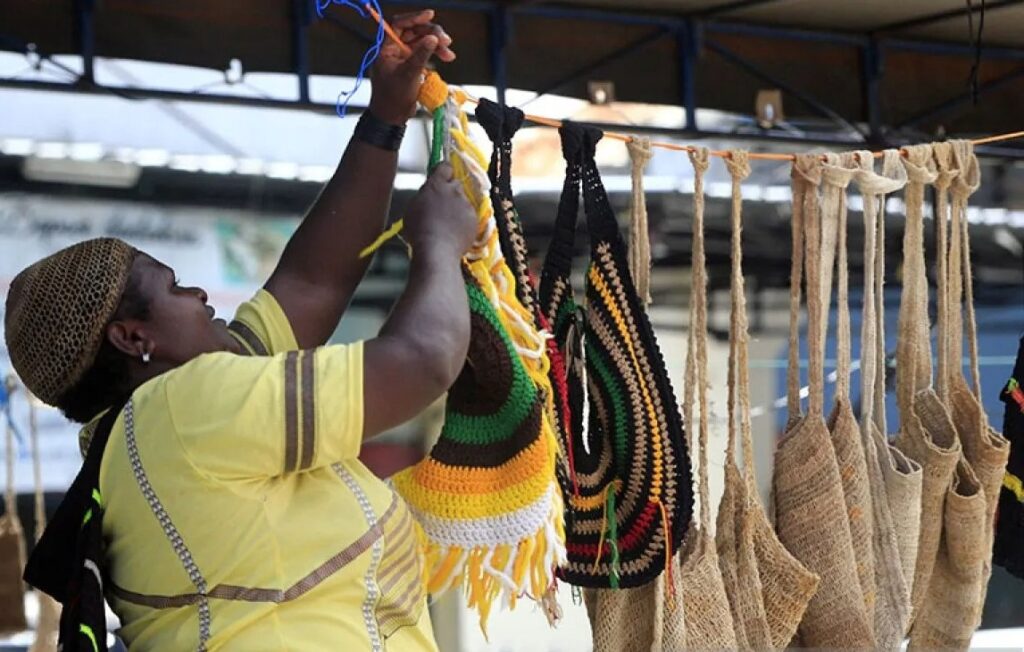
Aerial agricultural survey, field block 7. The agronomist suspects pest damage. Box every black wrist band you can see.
[354,111,407,151]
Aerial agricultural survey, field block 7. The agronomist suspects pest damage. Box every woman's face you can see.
[123,253,242,365]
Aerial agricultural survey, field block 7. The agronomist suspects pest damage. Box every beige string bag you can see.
[822,153,878,642]
[774,153,872,648]
[909,141,1004,650]
[715,151,771,650]
[853,149,919,648]
[871,152,923,605]
[677,147,737,650]
[892,143,962,621]
[0,378,28,635]
[946,140,1009,611]
[28,397,59,652]
[584,137,685,652]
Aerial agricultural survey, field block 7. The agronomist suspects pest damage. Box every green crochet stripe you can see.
[585,340,629,475]
[440,282,539,445]
[553,293,577,335]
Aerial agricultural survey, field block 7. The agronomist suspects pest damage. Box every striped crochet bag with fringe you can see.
[539,122,692,589]
[389,72,566,633]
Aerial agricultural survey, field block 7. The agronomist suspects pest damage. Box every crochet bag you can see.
[539,123,692,590]
[390,73,565,631]
[475,99,576,501]
[773,153,872,648]
[891,144,962,622]
[582,137,687,652]
[0,378,27,635]
[854,148,919,649]
[822,153,878,636]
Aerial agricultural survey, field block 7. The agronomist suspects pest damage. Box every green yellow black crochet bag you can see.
[539,122,692,588]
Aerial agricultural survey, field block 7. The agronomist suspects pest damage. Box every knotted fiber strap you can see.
[909,141,1001,650]
[390,72,565,632]
[476,99,577,502]
[823,152,878,641]
[0,378,27,635]
[774,153,873,648]
[626,137,654,305]
[28,396,59,652]
[854,148,919,649]
[540,123,692,589]
[891,144,962,623]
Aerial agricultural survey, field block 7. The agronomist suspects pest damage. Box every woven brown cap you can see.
[4,238,137,406]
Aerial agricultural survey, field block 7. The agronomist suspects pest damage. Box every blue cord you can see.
[315,0,386,118]
[0,378,24,449]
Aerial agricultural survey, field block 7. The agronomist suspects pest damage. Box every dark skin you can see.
[104,11,476,441]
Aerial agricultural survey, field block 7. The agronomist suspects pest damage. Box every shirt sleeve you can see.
[166,343,365,479]
[227,289,299,356]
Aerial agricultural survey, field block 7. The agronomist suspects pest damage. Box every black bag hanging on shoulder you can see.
[25,401,127,652]
[994,336,1024,579]
[539,122,692,588]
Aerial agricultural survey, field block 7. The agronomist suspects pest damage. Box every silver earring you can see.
[142,351,151,364]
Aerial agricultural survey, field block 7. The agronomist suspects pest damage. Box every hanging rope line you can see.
[359,5,1023,162]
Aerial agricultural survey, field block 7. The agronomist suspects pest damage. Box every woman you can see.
[7,11,473,651]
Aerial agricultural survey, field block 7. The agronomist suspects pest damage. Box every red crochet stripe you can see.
[565,501,661,556]
[536,309,578,495]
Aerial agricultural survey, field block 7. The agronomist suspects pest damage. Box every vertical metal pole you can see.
[292,0,311,104]
[862,38,883,144]
[489,4,509,106]
[677,20,699,131]
[75,0,95,84]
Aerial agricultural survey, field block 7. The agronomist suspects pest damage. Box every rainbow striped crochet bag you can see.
[539,123,692,589]
[390,73,566,631]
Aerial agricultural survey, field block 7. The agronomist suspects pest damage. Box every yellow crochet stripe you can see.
[390,71,565,635]
[1004,471,1024,502]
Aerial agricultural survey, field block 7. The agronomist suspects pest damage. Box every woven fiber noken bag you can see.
[677,147,735,650]
[774,153,872,648]
[892,144,961,622]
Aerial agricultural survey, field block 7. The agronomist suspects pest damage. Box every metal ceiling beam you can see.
[704,38,870,141]
[874,0,1024,33]
[694,0,789,19]
[74,0,95,84]
[524,26,671,106]
[291,0,312,103]
[896,65,1024,130]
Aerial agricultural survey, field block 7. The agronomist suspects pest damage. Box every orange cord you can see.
[367,5,1023,161]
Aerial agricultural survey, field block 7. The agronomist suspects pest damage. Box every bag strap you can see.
[686,146,711,527]
[821,153,857,404]
[723,151,761,491]
[853,150,908,436]
[627,137,655,305]
[950,140,983,400]
[788,154,821,424]
[3,379,15,520]
[896,144,938,415]
[931,142,959,402]
[803,153,829,419]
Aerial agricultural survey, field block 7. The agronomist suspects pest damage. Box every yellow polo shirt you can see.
[95,290,437,651]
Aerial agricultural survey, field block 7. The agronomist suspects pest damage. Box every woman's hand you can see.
[404,162,477,257]
[369,10,456,125]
